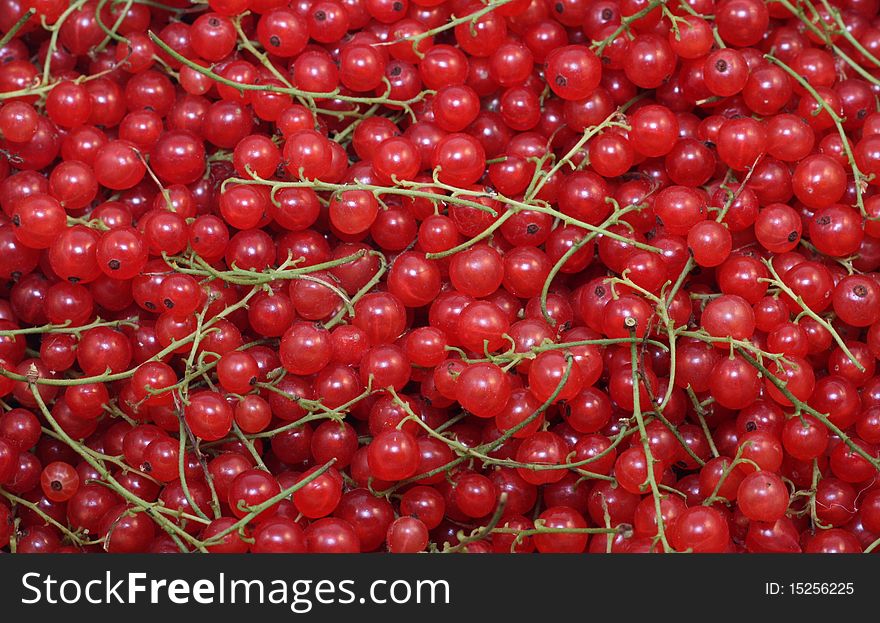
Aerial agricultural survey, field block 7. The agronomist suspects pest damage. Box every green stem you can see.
[199,460,336,548]
[738,349,880,470]
[765,54,869,216]
[0,8,35,47]
[593,0,666,54]
[0,316,138,337]
[148,31,430,110]
[628,321,672,552]
[94,0,132,52]
[29,382,206,551]
[760,256,864,371]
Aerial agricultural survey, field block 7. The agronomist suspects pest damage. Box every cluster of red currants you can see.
[0,0,880,554]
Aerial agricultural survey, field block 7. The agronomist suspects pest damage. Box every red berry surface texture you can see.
[0,0,878,554]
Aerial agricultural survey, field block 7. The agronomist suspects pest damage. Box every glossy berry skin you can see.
[528,351,583,403]
[184,392,234,441]
[533,506,589,553]
[449,244,503,298]
[716,0,769,47]
[294,466,343,518]
[251,518,306,553]
[737,471,789,522]
[452,472,497,518]
[717,117,766,171]
[284,129,331,180]
[833,275,880,327]
[701,295,755,342]
[216,351,258,394]
[280,322,332,375]
[94,141,146,190]
[433,133,486,187]
[792,155,846,208]
[623,34,676,89]
[545,46,601,100]
[12,194,66,249]
[670,507,730,553]
[755,203,802,253]
[367,430,420,481]
[2,0,879,561]
[709,355,761,410]
[97,227,147,280]
[329,190,379,235]
[515,432,568,485]
[151,130,206,184]
[40,461,79,503]
[688,221,732,267]
[456,362,512,418]
[331,488,394,552]
[228,469,281,521]
[386,517,429,553]
[100,505,156,553]
[305,518,361,553]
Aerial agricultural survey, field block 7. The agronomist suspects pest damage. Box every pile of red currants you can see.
[0,0,880,554]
